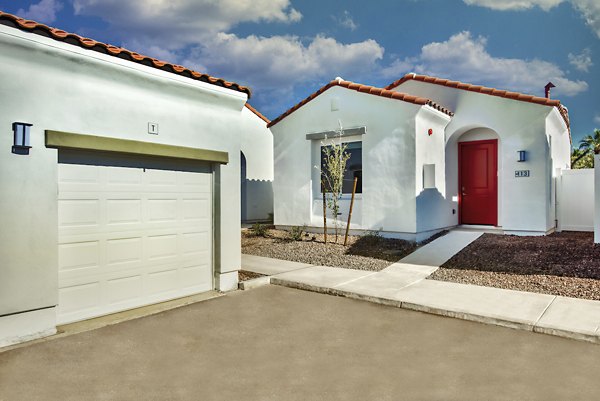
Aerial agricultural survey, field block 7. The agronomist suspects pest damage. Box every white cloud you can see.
[73,0,302,48]
[571,0,600,39]
[594,114,600,125]
[568,48,593,72]
[17,0,63,23]
[462,0,600,38]
[334,10,358,31]
[383,31,588,97]
[463,0,562,11]
[184,33,384,91]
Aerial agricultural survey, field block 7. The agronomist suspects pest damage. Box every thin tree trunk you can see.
[344,177,358,246]
[322,190,327,244]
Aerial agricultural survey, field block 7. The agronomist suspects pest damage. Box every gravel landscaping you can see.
[430,232,600,301]
[242,228,422,271]
[239,270,265,281]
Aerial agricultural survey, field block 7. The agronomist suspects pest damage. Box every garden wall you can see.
[594,155,600,244]
[558,168,595,232]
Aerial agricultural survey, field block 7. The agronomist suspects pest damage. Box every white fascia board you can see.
[417,104,452,126]
[546,106,569,133]
[0,25,248,107]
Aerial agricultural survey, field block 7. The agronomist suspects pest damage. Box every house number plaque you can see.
[515,170,530,178]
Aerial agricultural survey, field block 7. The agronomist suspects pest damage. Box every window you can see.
[320,141,362,194]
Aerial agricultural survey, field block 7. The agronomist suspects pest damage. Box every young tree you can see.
[319,123,350,243]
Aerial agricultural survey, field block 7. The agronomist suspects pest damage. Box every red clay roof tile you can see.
[267,79,453,128]
[0,10,251,97]
[385,73,569,130]
[244,103,270,124]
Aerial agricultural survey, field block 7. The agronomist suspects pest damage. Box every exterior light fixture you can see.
[517,150,527,162]
[12,122,32,155]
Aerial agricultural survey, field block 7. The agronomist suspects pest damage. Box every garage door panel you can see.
[106,167,143,187]
[59,199,100,228]
[182,198,210,220]
[180,265,212,289]
[106,237,143,266]
[57,158,213,324]
[147,199,179,222]
[106,199,142,225]
[146,269,179,295]
[59,282,101,314]
[106,275,142,304]
[59,241,100,271]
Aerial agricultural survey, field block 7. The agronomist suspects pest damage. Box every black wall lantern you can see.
[517,150,527,162]
[12,122,32,155]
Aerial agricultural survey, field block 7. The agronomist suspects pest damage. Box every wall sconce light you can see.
[517,150,527,162]
[12,122,33,155]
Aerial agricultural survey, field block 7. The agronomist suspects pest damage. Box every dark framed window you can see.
[320,141,362,194]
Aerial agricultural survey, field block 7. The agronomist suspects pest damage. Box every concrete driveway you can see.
[1,285,599,401]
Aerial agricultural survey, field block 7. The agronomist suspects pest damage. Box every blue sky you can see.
[1,0,599,144]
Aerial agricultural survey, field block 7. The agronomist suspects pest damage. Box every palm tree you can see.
[572,129,600,167]
[579,129,600,154]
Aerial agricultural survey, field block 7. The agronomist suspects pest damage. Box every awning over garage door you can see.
[45,130,229,164]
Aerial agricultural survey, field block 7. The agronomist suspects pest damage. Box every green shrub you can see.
[288,225,306,241]
[250,223,269,237]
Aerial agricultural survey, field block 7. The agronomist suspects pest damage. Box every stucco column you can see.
[595,154,600,244]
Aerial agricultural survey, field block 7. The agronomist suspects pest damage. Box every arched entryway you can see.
[459,139,498,225]
[447,127,501,227]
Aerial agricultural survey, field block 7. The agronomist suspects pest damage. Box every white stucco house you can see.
[269,74,571,242]
[241,104,274,223]
[0,11,269,346]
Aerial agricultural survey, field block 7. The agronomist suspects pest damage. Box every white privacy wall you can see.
[0,25,248,345]
[272,85,428,238]
[595,155,600,243]
[240,106,273,221]
[391,80,571,235]
[558,169,595,231]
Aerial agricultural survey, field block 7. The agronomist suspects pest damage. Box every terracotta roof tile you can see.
[385,73,569,130]
[268,79,453,128]
[0,10,251,97]
[245,103,270,124]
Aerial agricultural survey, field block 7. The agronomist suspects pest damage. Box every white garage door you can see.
[57,153,213,324]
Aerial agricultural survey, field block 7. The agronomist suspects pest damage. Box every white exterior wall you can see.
[272,86,426,238]
[558,169,594,231]
[0,26,247,345]
[415,107,452,237]
[546,108,572,231]
[240,106,273,222]
[392,80,570,234]
[595,155,600,243]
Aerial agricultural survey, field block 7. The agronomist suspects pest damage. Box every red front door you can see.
[459,139,498,226]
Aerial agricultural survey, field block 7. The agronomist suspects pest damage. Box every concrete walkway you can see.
[397,230,483,266]
[242,231,600,344]
[242,254,312,275]
[271,266,600,344]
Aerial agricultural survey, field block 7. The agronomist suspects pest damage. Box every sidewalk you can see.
[269,266,600,344]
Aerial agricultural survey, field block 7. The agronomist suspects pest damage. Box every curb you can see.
[238,276,271,290]
[270,277,600,345]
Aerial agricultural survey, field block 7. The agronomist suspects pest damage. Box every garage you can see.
[56,148,214,324]
[0,12,248,347]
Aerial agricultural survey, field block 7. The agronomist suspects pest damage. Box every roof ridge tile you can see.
[268,79,453,128]
[384,73,569,129]
[0,10,251,97]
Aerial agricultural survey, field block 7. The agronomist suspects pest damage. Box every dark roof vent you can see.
[544,82,556,99]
